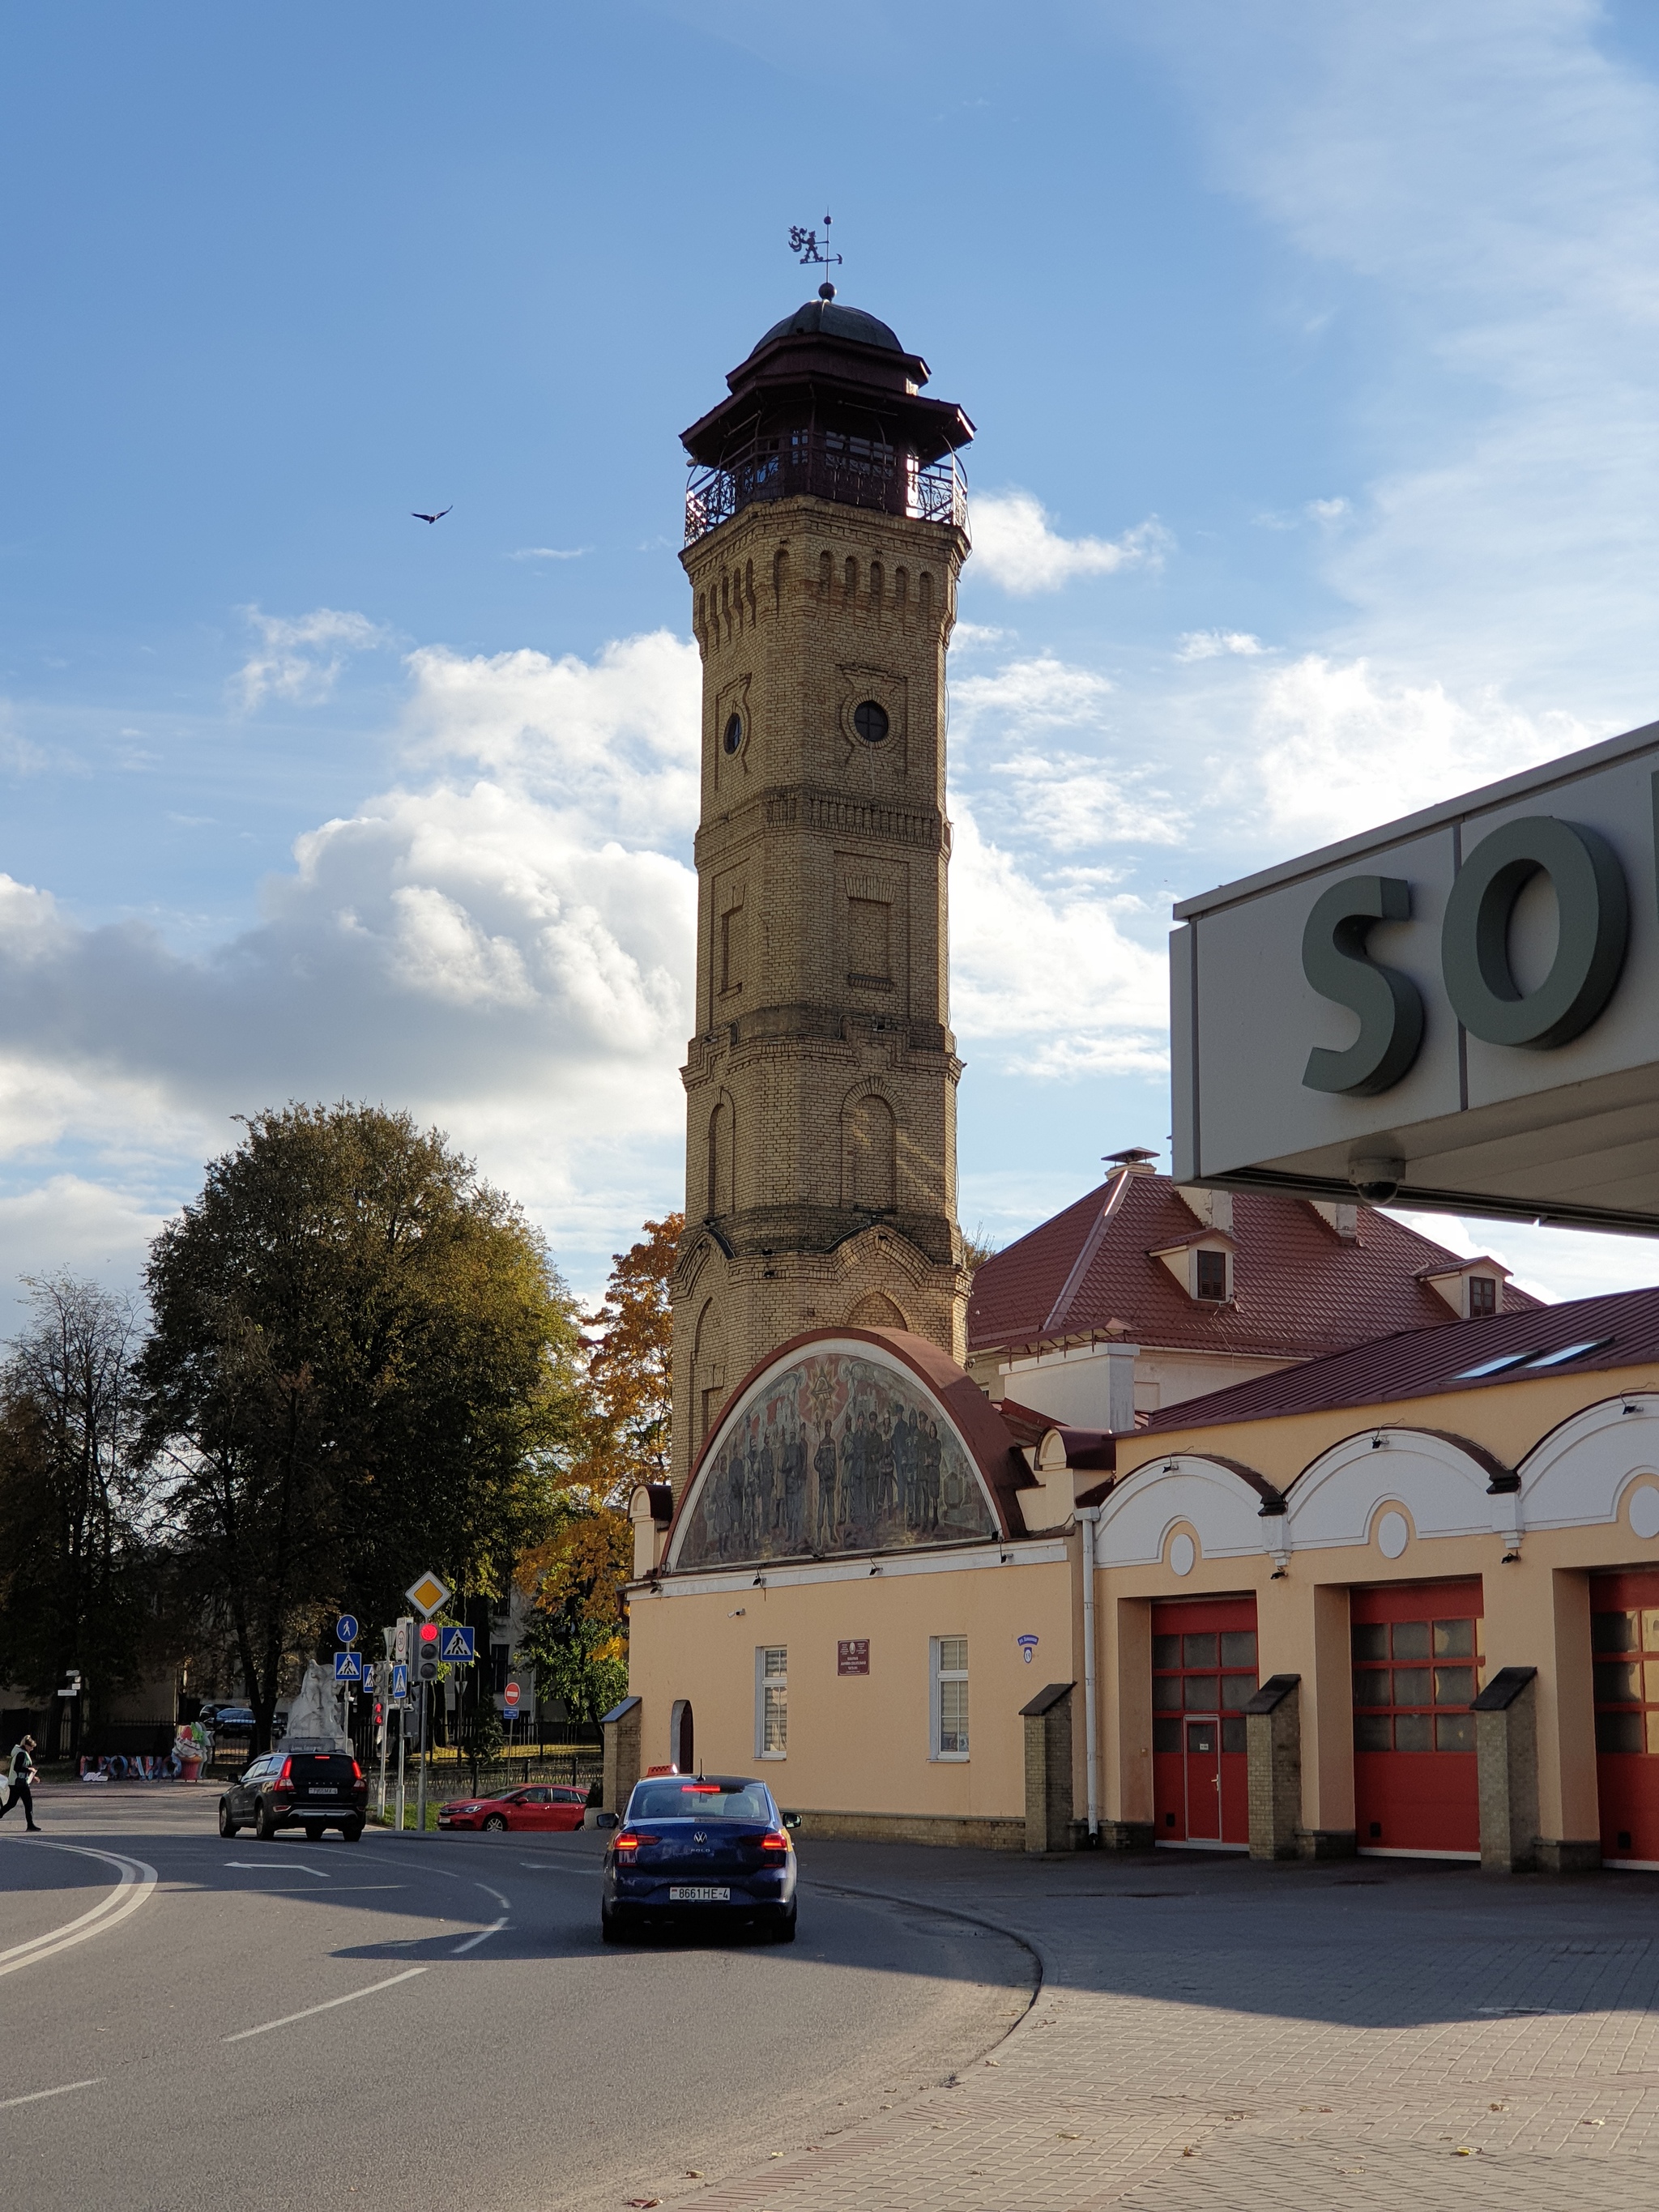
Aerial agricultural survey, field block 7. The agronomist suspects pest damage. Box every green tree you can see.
[0,1276,151,1734]
[140,1103,582,1747]
[515,1216,679,1726]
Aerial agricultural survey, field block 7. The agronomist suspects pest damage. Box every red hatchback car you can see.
[437,1784,590,1833]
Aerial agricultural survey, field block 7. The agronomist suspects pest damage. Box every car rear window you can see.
[628,1781,774,1822]
[291,1754,351,1779]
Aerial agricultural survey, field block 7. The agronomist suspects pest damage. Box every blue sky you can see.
[5,0,1659,1319]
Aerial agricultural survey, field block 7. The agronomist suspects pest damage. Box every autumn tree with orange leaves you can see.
[517,1215,680,1723]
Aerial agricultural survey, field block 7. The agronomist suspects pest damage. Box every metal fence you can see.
[685,434,968,544]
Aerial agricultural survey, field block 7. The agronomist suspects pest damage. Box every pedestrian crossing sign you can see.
[334,1651,363,1682]
[439,1626,476,1663]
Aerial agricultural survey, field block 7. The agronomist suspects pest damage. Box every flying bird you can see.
[412,505,452,524]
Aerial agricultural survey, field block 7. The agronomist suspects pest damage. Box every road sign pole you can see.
[395,1703,406,1831]
[416,1681,429,1835]
[377,1692,389,1820]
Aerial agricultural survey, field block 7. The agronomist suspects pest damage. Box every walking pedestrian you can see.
[0,1734,41,1830]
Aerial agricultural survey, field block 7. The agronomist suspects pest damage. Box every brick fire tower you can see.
[669,288,975,1490]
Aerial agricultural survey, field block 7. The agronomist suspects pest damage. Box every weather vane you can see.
[787,211,842,283]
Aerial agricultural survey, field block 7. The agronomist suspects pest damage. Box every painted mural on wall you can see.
[675,1350,997,1567]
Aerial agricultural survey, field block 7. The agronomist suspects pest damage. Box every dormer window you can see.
[1418,1256,1509,1320]
[1150,1230,1235,1305]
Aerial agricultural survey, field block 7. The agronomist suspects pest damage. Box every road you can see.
[0,1788,1034,2212]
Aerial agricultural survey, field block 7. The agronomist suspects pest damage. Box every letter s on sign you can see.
[1300,876,1426,1097]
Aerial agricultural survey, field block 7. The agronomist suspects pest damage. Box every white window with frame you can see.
[755,1646,787,1758]
[932,1635,969,1760]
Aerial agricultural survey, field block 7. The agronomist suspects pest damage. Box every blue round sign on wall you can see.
[335,1613,360,1646]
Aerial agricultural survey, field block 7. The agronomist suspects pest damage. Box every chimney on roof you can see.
[1105,1147,1159,1174]
[1176,1185,1233,1232]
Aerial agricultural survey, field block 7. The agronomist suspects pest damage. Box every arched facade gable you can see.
[1286,1428,1498,1553]
[1096,1455,1275,1569]
[665,1328,1021,1571]
[1518,1395,1659,1532]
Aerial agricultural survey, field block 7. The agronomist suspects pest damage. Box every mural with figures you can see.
[674,1349,997,1567]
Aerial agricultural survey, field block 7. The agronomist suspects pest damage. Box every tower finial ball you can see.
[818,280,837,300]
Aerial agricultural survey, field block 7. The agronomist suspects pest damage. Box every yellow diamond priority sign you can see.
[405,1570,450,1619]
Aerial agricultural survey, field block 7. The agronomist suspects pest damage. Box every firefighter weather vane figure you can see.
[788,211,842,292]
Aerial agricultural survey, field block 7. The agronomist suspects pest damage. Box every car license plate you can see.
[668,1886,729,1902]
[306,1788,339,1796]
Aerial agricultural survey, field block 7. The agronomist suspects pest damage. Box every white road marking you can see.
[223,1862,329,1877]
[224,1966,428,2041]
[518,1860,599,1876]
[0,2077,104,2112]
[452,1916,509,1954]
[0,1843,158,1979]
[474,1882,510,1911]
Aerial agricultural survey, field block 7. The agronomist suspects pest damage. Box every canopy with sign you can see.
[1171,715,1659,1234]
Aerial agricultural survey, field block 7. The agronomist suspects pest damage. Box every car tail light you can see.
[351,1762,363,1782]
[612,1831,658,1852]
[274,1758,293,1793]
[760,1830,792,1852]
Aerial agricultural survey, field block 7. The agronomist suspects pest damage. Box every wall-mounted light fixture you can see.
[1371,1431,1388,1451]
[753,1572,766,1588]
[727,1607,746,1617]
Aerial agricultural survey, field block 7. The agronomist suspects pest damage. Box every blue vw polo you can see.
[599,1775,800,1942]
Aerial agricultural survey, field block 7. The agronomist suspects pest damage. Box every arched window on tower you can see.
[773,547,788,610]
[707,1097,734,1218]
[818,549,833,596]
[847,1289,908,1331]
[844,1092,897,1213]
[843,556,857,603]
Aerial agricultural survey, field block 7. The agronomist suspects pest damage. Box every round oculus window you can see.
[723,713,744,755]
[852,699,890,745]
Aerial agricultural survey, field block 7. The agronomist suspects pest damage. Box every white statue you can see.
[282,1660,349,1750]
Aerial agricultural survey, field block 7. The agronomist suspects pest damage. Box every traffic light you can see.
[416,1620,440,1682]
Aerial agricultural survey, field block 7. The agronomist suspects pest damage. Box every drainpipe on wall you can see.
[1080,1505,1101,1840]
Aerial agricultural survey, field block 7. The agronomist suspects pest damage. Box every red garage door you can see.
[1352,1579,1482,1859]
[1152,1596,1258,1849]
[1591,1569,1659,1869]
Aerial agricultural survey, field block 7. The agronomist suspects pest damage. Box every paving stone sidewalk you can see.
[633,1844,1659,2212]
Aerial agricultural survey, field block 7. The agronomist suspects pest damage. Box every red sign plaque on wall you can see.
[838,1639,870,1676]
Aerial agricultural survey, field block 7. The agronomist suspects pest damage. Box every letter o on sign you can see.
[1441,816,1628,1050]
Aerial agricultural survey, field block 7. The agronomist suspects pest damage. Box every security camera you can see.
[1348,1154,1405,1204]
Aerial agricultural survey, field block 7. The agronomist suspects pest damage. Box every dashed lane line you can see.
[223,1966,428,2042]
[452,1916,509,1954]
[0,2078,104,2112]
[0,1842,158,1978]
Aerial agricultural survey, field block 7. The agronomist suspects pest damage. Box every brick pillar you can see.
[1471,1666,1541,1874]
[1020,1681,1076,1852]
[1243,1673,1302,1860]
[601,1694,642,1815]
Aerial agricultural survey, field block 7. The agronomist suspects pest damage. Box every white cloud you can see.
[948,803,1169,1075]
[237,607,391,708]
[1133,1,1659,719]
[1239,652,1595,847]
[1307,497,1350,522]
[968,490,1171,595]
[0,632,703,1302]
[509,546,589,561]
[1176,630,1266,662]
[952,653,1115,733]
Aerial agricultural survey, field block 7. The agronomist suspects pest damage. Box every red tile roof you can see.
[1138,1283,1659,1433]
[967,1171,1538,1365]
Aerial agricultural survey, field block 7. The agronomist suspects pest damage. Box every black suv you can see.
[219,1749,367,1842]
